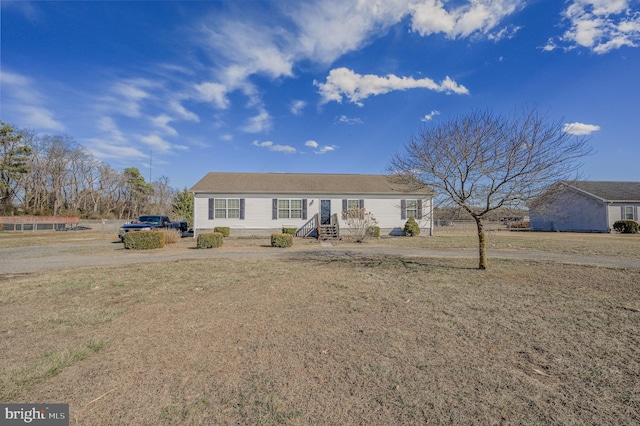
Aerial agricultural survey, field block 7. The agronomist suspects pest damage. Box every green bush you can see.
[403,217,421,236]
[197,232,224,248]
[271,233,293,248]
[213,226,230,237]
[282,227,297,235]
[123,231,165,250]
[370,226,380,238]
[612,220,639,234]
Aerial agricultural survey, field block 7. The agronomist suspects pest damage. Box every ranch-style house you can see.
[529,181,640,232]
[190,172,434,238]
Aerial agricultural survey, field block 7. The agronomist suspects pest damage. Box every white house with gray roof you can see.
[529,181,640,232]
[190,172,434,237]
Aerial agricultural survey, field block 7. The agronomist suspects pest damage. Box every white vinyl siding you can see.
[194,194,432,236]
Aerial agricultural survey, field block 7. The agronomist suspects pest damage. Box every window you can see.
[405,199,418,218]
[346,199,360,210]
[401,199,422,220]
[214,199,240,218]
[278,199,303,219]
[208,198,244,220]
[624,206,635,220]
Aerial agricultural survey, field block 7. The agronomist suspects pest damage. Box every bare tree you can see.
[390,108,592,269]
[341,207,378,242]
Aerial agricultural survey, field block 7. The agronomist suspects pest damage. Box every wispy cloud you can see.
[242,109,272,133]
[290,100,307,115]
[409,0,523,39]
[563,122,601,135]
[337,115,363,125]
[421,110,441,121]
[151,115,178,136]
[545,0,640,54]
[252,140,296,153]
[190,0,516,112]
[305,140,319,148]
[316,68,468,106]
[1,70,65,131]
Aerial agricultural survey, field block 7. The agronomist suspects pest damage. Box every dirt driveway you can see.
[2,234,639,275]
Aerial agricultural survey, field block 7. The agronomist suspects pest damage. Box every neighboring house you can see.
[529,181,640,232]
[190,172,434,237]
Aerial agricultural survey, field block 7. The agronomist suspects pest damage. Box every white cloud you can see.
[85,138,147,161]
[547,0,640,54]
[140,134,172,152]
[563,122,601,135]
[315,67,468,105]
[252,140,296,153]
[337,115,363,125]
[305,140,319,148]
[409,0,523,39]
[316,145,338,154]
[151,114,178,136]
[194,82,229,109]
[487,25,522,42]
[242,109,272,133]
[421,110,441,121]
[1,70,65,131]
[191,0,518,112]
[291,100,307,115]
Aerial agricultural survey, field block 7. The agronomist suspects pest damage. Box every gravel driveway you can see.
[2,238,639,275]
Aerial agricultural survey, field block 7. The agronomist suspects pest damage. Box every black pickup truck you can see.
[118,215,188,241]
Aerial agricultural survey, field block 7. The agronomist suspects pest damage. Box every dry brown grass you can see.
[1,230,639,425]
[161,228,182,245]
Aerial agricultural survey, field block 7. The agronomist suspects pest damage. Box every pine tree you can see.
[0,122,33,215]
[172,187,193,227]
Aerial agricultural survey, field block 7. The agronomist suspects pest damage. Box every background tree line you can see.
[0,122,193,224]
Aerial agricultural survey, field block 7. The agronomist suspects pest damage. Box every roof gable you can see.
[190,172,433,196]
[564,181,640,202]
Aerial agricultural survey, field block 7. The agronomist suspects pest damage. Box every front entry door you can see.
[320,200,331,224]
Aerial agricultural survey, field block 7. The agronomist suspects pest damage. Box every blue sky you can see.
[2,0,639,190]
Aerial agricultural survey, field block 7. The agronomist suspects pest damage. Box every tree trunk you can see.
[474,217,488,270]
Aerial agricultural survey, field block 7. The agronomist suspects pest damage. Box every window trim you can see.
[273,198,307,220]
[401,199,423,220]
[208,198,245,220]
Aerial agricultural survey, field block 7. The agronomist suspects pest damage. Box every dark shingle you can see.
[565,181,640,202]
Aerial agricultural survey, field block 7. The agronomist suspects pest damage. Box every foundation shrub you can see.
[282,227,297,235]
[370,226,381,238]
[197,232,224,248]
[613,220,639,234]
[213,227,230,237]
[123,231,165,250]
[271,233,293,248]
[403,217,421,236]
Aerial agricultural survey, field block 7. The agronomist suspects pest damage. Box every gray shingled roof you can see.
[565,181,640,202]
[190,172,433,195]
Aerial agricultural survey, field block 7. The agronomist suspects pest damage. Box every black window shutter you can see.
[272,199,278,220]
[401,199,406,220]
[342,199,347,212]
[240,198,245,220]
[359,199,365,209]
[417,199,423,219]
[208,198,214,220]
[302,199,308,220]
